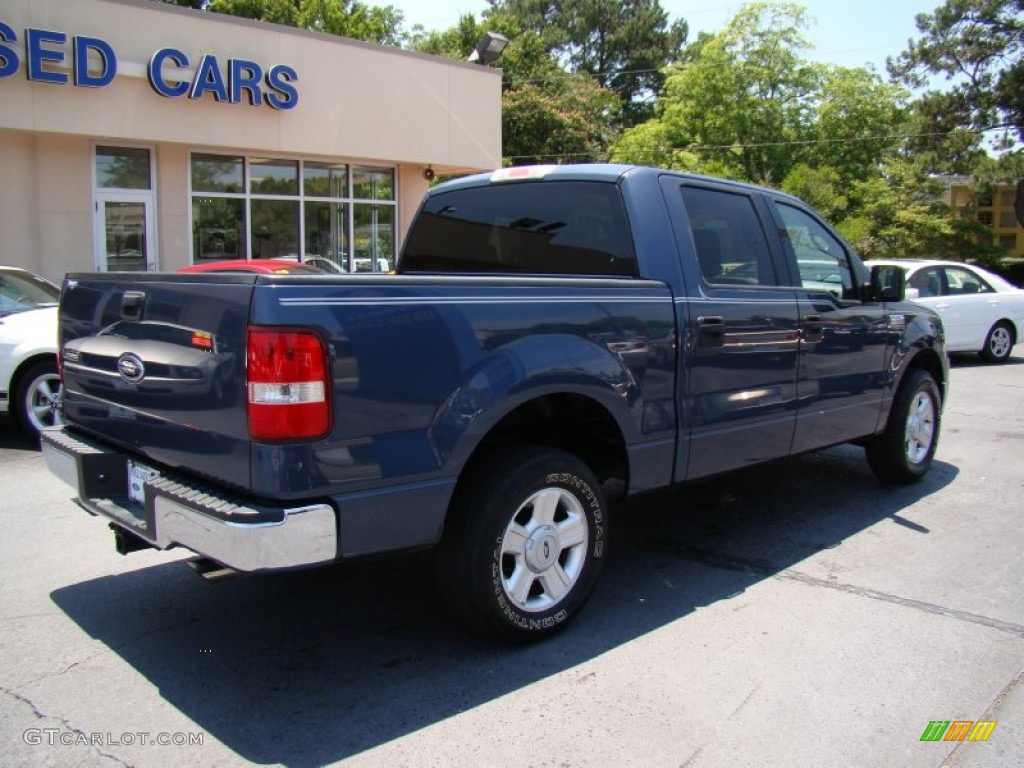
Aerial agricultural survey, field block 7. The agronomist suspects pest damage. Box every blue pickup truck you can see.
[42,164,947,642]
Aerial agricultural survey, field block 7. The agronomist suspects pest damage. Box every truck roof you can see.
[430,164,804,206]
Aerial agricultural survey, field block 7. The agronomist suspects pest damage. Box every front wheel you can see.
[980,321,1014,363]
[14,359,63,436]
[865,369,941,484]
[437,446,608,643]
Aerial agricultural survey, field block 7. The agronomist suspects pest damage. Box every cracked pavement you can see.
[1,355,1022,767]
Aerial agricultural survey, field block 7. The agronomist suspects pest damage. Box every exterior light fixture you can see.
[468,32,509,66]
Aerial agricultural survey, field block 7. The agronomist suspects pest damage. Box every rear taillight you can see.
[247,328,330,441]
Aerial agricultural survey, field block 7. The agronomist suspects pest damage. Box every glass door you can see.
[93,145,157,272]
[96,196,156,271]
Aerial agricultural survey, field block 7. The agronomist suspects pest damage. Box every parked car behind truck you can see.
[42,165,948,642]
[0,266,62,436]
[867,258,1024,363]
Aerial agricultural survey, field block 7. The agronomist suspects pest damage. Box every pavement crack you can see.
[662,545,1024,638]
[778,571,1024,638]
[13,616,199,691]
[941,666,1024,767]
[1,685,133,767]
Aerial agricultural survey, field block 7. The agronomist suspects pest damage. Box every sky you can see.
[393,0,941,75]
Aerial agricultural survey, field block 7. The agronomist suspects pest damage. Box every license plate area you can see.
[127,460,157,505]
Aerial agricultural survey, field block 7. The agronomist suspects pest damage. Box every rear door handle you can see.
[803,314,824,343]
[697,315,725,347]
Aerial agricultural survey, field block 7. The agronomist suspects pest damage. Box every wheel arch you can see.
[8,352,58,402]
[903,346,947,406]
[450,390,632,507]
[993,317,1018,346]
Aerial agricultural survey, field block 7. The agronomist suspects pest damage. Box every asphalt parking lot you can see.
[1,355,1022,767]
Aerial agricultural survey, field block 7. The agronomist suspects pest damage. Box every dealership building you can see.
[0,0,502,282]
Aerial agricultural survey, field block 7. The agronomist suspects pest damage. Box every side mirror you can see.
[868,264,905,302]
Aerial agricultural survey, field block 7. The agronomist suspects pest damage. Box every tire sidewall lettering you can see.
[484,467,606,633]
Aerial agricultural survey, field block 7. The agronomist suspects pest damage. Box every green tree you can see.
[408,14,486,59]
[488,0,687,125]
[891,1,1024,229]
[200,0,406,46]
[889,0,1023,143]
[835,156,1001,264]
[612,3,906,187]
[502,73,620,164]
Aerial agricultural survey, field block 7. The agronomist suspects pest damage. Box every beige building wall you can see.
[0,0,501,281]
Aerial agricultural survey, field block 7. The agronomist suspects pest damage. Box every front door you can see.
[770,201,891,452]
[93,145,157,272]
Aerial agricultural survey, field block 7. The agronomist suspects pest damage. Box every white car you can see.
[0,266,62,434]
[867,259,1024,363]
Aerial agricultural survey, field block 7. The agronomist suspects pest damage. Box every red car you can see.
[179,259,323,275]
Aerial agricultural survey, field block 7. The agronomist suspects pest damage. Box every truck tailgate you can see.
[59,273,255,491]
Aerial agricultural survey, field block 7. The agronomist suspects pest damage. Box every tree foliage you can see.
[889,0,1024,142]
[486,0,686,125]
[502,73,619,164]
[890,0,1024,229]
[612,3,908,187]
[186,0,406,46]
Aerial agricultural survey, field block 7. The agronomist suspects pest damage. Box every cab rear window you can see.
[400,181,637,277]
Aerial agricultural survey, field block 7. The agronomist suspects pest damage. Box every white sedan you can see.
[868,259,1024,363]
[0,266,62,434]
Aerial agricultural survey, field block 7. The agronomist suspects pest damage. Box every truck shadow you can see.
[49,444,957,766]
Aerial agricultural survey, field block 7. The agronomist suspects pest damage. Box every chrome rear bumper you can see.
[41,426,337,572]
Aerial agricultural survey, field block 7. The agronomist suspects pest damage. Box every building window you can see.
[978,211,993,226]
[999,234,1017,252]
[189,153,396,271]
[1000,189,1015,207]
[1000,211,1019,229]
[96,146,152,190]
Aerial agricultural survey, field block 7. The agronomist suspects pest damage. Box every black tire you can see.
[14,359,63,437]
[979,321,1015,363]
[865,369,941,484]
[436,446,608,643]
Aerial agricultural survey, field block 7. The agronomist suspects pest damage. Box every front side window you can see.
[775,203,855,299]
[401,181,637,276]
[188,156,395,271]
[680,186,775,286]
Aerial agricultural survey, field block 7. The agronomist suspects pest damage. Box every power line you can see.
[502,127,993,162]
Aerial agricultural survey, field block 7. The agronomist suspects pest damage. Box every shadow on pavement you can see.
[50,444,958,765]
[0,420,40,454]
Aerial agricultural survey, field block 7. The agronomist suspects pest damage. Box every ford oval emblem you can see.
[117,353,146,384]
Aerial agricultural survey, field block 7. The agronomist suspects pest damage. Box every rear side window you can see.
[679,186,777,286]
[400,181,637,276]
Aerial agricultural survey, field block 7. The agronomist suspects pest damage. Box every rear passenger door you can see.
[768,200,892,452]
[662,178,801,481]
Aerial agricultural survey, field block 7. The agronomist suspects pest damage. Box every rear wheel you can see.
[437,446,608,643]
[980,321,1014,363]
[14,359,63,436]
[865,369,940,483]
